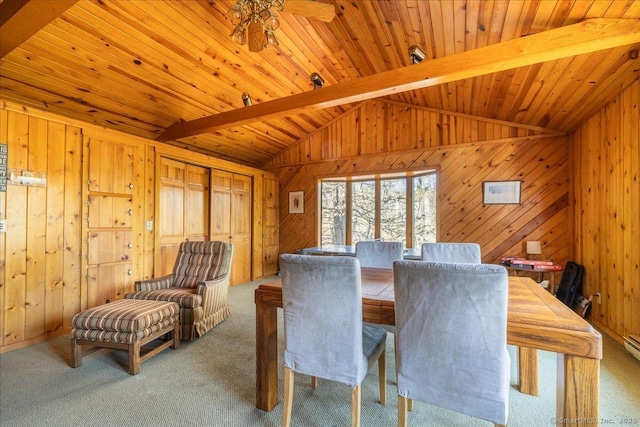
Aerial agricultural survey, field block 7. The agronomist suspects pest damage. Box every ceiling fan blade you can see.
[247,21,266,52]
[284,1,336,22]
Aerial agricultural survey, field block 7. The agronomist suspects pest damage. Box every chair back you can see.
[355,241,404,269]
[173,241,233,288]
[279,254,368,387]
[421,242,481,263]
[393,261,510,425]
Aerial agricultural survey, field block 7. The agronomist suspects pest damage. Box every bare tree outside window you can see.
[412,174,437,246]
[381,179,406,245]
[320,182,346,245]
[351,181,375,243]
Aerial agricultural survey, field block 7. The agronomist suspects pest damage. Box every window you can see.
[412,174,437,245]
[320,171,437,248]
[380,178,407,244]
[351,181,375,242]
[320,181,346,245]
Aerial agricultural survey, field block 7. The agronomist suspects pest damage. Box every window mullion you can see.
[346,181,353,245]
[374,179,381,239]
[406,177,413,248]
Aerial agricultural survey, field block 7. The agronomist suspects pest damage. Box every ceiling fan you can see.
[226,0,336,52]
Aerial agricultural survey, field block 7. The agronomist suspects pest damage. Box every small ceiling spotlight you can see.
[408,45,426,64]
[310,72,325,89]
[242,92,252,107]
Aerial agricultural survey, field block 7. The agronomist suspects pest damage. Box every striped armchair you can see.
[125,241,233,341]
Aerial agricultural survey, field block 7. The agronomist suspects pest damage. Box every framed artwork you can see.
[483,180,521,205]
[289,191,304,214]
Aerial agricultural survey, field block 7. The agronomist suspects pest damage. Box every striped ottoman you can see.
[71,299,180,375]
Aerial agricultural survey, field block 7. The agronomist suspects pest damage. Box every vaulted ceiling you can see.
[1,0,639,167]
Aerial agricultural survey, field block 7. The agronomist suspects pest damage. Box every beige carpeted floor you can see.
[1,277,638,426]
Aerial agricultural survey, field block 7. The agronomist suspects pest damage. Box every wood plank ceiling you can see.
[1,0,639,167]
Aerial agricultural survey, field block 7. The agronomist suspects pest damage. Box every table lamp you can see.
[526,241,542,259]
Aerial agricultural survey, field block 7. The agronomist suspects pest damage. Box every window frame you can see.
[318,169,438,248]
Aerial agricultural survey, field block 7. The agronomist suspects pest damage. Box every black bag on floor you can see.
[554,261,585,309]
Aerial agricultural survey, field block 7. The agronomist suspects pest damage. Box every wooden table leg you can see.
[518,346,539,396]
[556,354,600,426]
[256,291,279,411]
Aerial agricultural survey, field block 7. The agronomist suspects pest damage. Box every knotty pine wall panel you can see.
[0,100,277,353]
[0,109,83,350]
[271,134,571,290]
[266,100,572,305]
[572,80,639,343]
[267,101,570,276]
[266,100,560,167]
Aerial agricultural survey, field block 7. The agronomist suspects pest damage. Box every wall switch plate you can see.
[146,220,153,231]
[0,219,6,232]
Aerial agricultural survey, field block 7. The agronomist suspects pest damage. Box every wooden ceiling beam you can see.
[0,0,78,58]
[157,18,640,142]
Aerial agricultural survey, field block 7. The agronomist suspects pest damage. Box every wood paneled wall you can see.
[266,100,571,297]
[0,100,276,353]
[0,108,83,349]
[266,100,562,167]
[572,80,640,343]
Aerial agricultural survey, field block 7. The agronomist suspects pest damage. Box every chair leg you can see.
[398,395,408,427]
[70,339,82,368]
[495,424,507,427]
[128,341,141,375]
[378,351,386,405]
[408,398,413,412]
[311,376,318,388]
[282,367,295,427]
[351,384,361,427]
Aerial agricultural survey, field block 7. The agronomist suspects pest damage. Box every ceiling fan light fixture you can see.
[226,3,244,25]
[265,30,279,48]
[264,10,281,31]
[310,72,324,89]
[408,45,426,64]
[227,0,283,49]
[230,25,247,45]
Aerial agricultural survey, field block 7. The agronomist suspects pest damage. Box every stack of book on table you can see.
[500,257,563,270]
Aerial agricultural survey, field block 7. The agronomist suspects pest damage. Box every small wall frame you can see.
[289,191,304,214]
[483,180,521,205]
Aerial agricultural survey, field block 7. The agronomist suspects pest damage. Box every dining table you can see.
[255,267,602,425]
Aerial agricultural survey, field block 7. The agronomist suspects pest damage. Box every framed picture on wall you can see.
[483,180,521,205]
[289,191,304,214]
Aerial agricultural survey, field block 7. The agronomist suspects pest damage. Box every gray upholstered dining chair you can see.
[279,254,387,427]
[356,240,404,365]
[420,242,481,263]
[393,261,510,427]
[355,241,404,269]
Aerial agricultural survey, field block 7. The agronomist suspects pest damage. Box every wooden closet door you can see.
[231,174,251,284]
[263,177,279,276]
[210,170,251,285]
[84,137,142,308]
[210,170,232,243]
[157,157,209,276]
